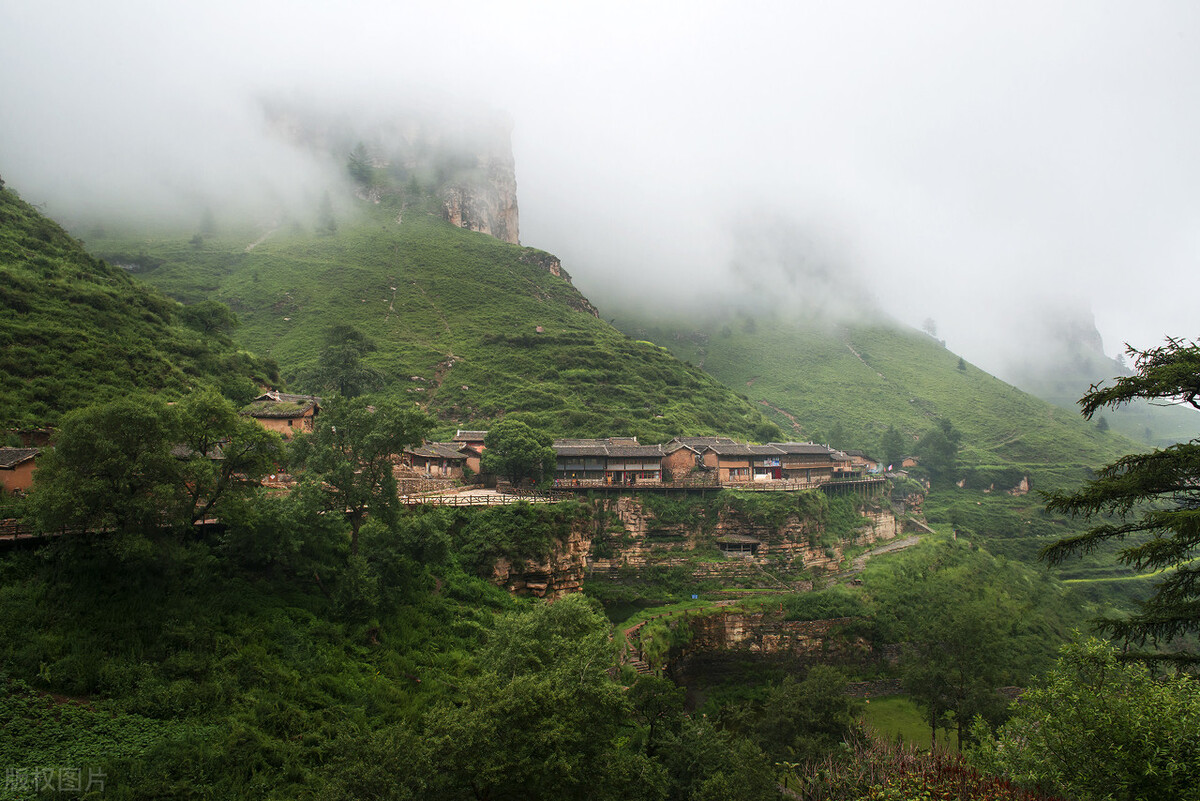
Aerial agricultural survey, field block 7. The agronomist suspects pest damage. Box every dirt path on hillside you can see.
[847,535,920,575]
[245,227,277,252]
[758,399,804,432]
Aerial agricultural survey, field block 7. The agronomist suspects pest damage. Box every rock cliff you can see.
[440,154,519,244]
[262,99,520,244]
[491,518,590,599]
[588,496,900,582]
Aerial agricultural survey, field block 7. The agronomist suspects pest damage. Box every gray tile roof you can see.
[242,392,321,419]
[768,442,837,456]
[553,439,663,459]
[670,436,739,449]
[407,442,468,460]
[0,448,40,469]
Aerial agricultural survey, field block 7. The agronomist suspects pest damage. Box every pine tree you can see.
[1043,337,1200,663]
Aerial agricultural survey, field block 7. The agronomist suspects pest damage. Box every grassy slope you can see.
[625,315,1134,483]
[90,202,779,442]
[0,185,276,428]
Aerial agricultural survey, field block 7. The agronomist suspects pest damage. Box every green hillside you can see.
[0,182,278,428]
[87,199,779,442]
[616,312,1154,592]
[622,313,1135,483]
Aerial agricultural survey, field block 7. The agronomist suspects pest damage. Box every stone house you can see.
[0,448,40,493]
[241,392,321,440]
[404,442,470,478]
[452,429,488,474]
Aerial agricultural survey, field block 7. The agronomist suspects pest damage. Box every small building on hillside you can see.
[404,443,470,478]
[842,449,879,472]
[241,392,321,440]
[661,442,701,481]
[0,448,40,493]
[832,450,856,474]
[452,429,488,474]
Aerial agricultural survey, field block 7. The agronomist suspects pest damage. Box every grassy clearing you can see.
[860,695,959,751]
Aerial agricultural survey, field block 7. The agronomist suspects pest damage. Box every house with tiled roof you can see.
[451,430,488,473]
[552,438,664,485]
[768,442,841,483]
[842,450,880,472]
[404,442,471,478]
[241,392,321,440]
[0,447,40,493]
[698,443,786,483]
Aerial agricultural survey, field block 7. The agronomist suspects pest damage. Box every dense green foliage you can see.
[972,637,1200,801]
[862,539,1085,747]
[90,203,780,442]
[304,324,385,398]
[290,395,431,553]
[0,520,790,800]
[481,418,556,485]
[0,185,277,427]
[793,736,1068,801]
[27,391,283,556]
[1042,338,1200,663]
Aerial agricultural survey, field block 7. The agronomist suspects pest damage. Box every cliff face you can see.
[262,100,520,244]
[685,612,871,661]
[588,497,900,581]
[489,496,901,599]
[440,154,519,244]
[491,519,590,600]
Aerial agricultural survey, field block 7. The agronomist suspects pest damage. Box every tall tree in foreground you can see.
[290,396,430,555]
[28,391,284,558]
[1042,337,1200,663]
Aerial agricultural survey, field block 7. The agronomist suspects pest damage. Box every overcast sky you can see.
[3,1,1197,372]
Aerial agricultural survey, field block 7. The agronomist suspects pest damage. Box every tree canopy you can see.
[915,417,962,485]
[481,419,556,486]
[1042,337,1200,662]
[972,637,1200,801]
[28,390,284,558]
[289,395,430,554]
[307,324,384,398]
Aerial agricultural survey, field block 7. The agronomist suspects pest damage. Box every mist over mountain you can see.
[3,2,1197,401]
[993,303,1200,446]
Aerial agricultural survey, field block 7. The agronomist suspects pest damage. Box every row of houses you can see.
[400,432,879,488]
[2,390,884,495]
[233,393,889,488]
[551,436,877,487]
